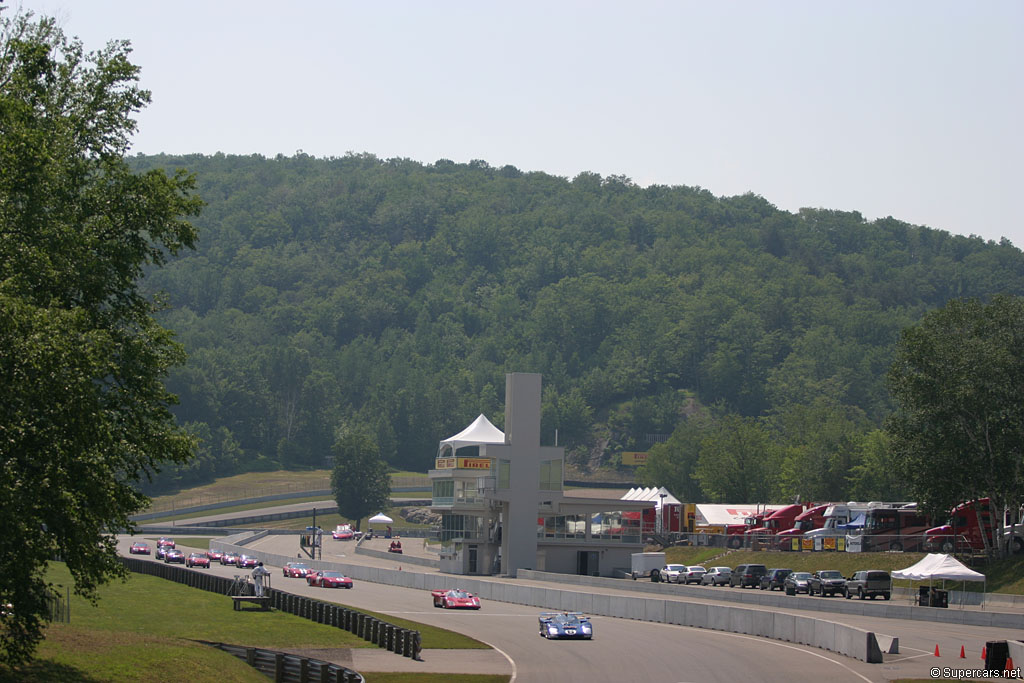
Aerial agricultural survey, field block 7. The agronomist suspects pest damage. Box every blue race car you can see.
[538,612,593,639]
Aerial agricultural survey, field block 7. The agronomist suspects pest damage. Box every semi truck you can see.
[775,503,830,549]
[744,503,810,540]
[924,498,1024,554]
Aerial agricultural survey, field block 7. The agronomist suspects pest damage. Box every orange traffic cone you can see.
[1006,656,1014,671]
[934,644,941,657]
[959,645,966,658]
[982,645,987,660]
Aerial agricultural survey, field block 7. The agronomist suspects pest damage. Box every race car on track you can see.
[186,552,210,568]
[538,612,593,639]
[237,554,258,569]
[282,562,312,578]
[307,571,353,588]
[163,549,185,564]
[431,589,481,609]
[129,542,151,555]
[220,552,239,566]
[157,537,175,549]
[332,525,355,540]
[207,549,224,562]
[155,545,170,561]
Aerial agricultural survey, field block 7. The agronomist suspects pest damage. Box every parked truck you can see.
[630,552,666,580]
[924,498,1024,554]
[745,503,810,541]
[775,503,830,549]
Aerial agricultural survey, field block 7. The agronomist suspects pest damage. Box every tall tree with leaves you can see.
[887,295,1024,555]
[330,423,391,531]
[0,11,201,666]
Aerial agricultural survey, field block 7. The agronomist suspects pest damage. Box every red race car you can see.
[207,549,224,562]
[220,552,238,566]
[156,537,175,549]
[236,554,258,568]
[307,571,353,589]
[283,562,312,578]
[129,542,151,555]
[332,525,354,540]
[431,589,481,609]
[163,549,185,564]
[185,552,210,568]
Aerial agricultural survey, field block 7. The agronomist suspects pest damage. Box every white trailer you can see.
[630,552,666,580]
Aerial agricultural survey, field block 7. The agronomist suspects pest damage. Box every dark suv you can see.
[844,570,892,600]
[808,570,846,596]
[729,563,767,588]
[759,568,792,591]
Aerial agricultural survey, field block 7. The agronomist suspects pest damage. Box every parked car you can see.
[729,564,767,588]
[700,567,732,586]
[163,549,185,564]
[431,589,481,609]
[784,571,813,595]
[129,542,151,555]
[844,570,892,600]
[538,612,593,639]
[282,562,312,578]
[658,564,688,583]
[759,568,792,591]
[682,566,707,585]
[808,570,846,597]
[332,525,355,540]
[307,571,353,588]
[186,552,210,568]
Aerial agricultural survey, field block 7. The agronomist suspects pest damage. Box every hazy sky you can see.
[15,1,1024,246]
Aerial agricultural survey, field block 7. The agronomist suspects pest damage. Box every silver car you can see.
[659,564,688,583]
[682,566,707,584]
[700,566,732,586]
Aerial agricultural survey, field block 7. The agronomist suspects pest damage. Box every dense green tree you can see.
[887,295,1024,554]
[636,413,710,502]
[694,415,781,503]
[330,424,391,531]
[0,11,200,666]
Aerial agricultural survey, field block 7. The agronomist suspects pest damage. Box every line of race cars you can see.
[128,538,596,638]
[654,563,892,599]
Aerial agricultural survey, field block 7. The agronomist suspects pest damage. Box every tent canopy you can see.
[368,513,393,524]
[892,553,986,582]
[439,414,505,453]
[840,512,866,529]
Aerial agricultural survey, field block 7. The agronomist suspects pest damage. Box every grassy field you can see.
[664,545,1024,593]
[0,563,496,682]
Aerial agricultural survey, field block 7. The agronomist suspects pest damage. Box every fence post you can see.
[412,631,421,660]
[274,653,285,682]
[247,647,256,666]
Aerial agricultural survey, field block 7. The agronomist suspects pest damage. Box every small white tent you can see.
[438,414,505,455]
[893,553,986,608]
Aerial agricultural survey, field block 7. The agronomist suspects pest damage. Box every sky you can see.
[13,1,1024,246]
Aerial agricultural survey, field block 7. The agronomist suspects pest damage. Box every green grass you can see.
[1,561,495,681]
[259,505,436,532]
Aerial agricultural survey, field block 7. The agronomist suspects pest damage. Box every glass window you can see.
[498,459,510,489]
[432,479,454,504]
[539,459,562,491]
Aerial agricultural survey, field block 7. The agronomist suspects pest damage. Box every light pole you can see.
[658,493,667,536]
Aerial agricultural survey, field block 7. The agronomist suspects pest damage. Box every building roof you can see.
[621,486,680,506]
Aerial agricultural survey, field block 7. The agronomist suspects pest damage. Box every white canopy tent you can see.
[438,414,506,455]
[368,513,393,524]
[892,553,986,608]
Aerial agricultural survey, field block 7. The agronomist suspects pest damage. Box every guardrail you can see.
[200,641,364,682]
[118,557,421,660]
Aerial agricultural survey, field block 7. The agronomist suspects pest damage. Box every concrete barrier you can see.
[214,534,884,663]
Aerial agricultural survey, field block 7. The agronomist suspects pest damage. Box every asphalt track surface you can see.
[121,532,1024,682]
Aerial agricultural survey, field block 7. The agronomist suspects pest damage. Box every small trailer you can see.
[630,552,666,580]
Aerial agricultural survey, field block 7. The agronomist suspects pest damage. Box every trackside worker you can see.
[252,561,270,597]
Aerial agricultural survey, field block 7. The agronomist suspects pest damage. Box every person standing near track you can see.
[252,561,270,597]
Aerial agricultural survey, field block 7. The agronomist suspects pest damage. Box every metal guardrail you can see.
[201,641,364,682]
[118,557,421,662]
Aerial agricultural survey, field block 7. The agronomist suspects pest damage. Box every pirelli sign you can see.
[435,457,491,470]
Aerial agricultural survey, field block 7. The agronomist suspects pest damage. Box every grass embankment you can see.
[0,563,497,683]
[664,546,1024,593]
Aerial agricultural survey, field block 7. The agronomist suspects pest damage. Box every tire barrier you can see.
[199,641,364,683]
[119,557,420,660]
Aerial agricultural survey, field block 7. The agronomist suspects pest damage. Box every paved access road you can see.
[122,535,891,682]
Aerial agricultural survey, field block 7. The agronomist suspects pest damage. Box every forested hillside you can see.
[130,153,1024,500]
